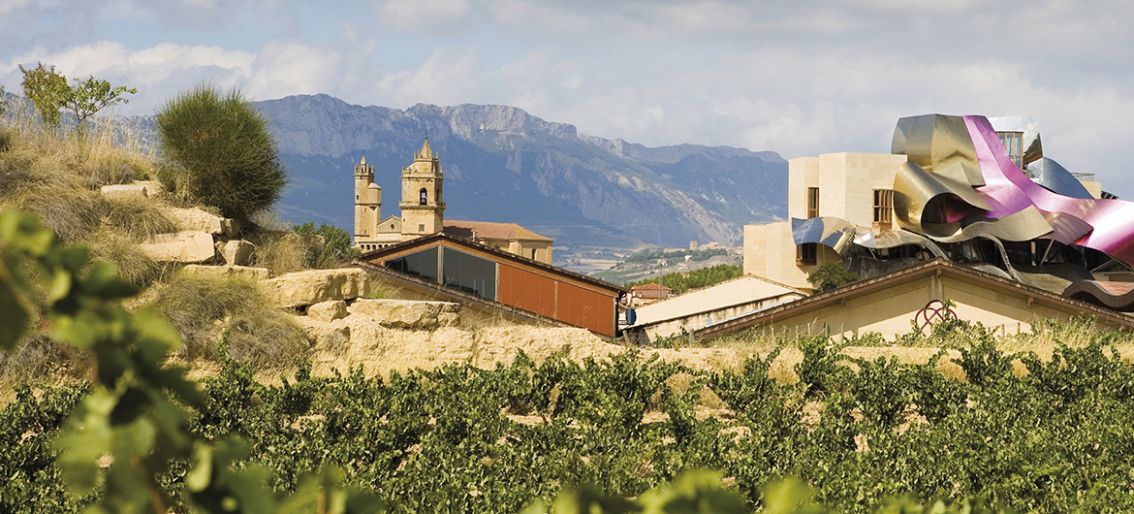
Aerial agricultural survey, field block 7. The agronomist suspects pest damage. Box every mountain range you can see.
[251,94,787,248]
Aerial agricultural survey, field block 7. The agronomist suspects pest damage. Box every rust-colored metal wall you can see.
[555,281,615,337]
[497,264,558,319]
[497,262,617,337]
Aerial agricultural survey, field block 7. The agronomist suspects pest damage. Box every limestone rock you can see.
[131,180,166,196]
[308,300,348,322]
[217,240,255,266]
[180,264,271,281]
[161,206,236,236]
[348,298,461,330]
[262,268,370,308]
[100,183,149,199]
[140,231,216,263]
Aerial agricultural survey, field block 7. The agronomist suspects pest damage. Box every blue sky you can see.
[2,0,1133,196]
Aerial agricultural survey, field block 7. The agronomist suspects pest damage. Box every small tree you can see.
[806,262,860,293]
[19,63,70,128]
[156,86,286,226]
[65,75,137,134]
[0,84,8,119]
[295,222,358,267]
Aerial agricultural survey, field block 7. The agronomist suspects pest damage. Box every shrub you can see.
[294,222,358,268]
[806,262,860,292]
[148,273,307,370]
[156,86,285,225]
[253,231,313,275]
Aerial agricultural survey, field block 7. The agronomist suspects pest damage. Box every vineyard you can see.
[5,331,1134,512]
[3,202,1134,512]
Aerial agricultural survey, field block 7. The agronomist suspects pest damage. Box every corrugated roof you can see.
[443,220,552,242]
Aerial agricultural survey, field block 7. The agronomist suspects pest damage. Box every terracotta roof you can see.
[630,283,672,292]
[693,258,1134,342]
[443,220,552,242]
[355,232,623,294]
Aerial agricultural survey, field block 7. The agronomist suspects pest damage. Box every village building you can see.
[627,283,672,305]
[353,139,554,264]
[692,259,1134,341]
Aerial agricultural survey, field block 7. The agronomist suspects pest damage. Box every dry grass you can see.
[88,229,169,288]
[0,335,91,389]
[100,195,176,241]
[252,232,311,275]
[148,273,309,371]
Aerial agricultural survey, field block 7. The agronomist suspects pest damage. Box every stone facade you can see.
[353,139,555,264]
[744,153,905,289]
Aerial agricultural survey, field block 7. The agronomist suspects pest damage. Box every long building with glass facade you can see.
[359,233,625,337]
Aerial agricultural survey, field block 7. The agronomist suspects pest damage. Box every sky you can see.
[2,0,1132,195]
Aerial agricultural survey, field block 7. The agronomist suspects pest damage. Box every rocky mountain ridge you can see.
[251,94,787,248]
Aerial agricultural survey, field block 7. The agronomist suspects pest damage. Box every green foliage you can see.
[18,63,136,132]
[63,75,137,133]
[806,262,860,292]
[19,63,70,129]
[5,208,1134,512]
[156,86,286,225]
[626,264,743,295]
[0,84,8,119]
[0,208,377,513]
[294,222,360,268]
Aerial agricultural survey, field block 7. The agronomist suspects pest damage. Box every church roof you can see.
[443,220,552,242]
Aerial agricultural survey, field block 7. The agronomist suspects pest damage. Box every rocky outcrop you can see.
[160,206,236,236]
[261,268,370,308]
[99,180,166,199]
[140,231,216,263]
[348,299,460,330]
[308,300,348,322]
[180,264,271,281]
[99,183,149,199]
[217,240,255,266]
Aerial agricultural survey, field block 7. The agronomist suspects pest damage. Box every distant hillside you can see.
[250,95,787,247]
[3,92,788,248]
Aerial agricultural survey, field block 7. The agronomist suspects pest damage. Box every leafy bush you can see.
[294,222,358,268]
[806,262,860,292]
[156,86,286,225]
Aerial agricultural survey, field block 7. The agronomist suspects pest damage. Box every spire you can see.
[360,154,367,165]
[418,137,433,160]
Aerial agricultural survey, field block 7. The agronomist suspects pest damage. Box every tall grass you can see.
[149,273,309,371]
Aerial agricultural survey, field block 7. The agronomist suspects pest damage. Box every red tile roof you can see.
[443,220,552,242]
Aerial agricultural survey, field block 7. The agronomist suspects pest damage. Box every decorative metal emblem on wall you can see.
[914,300,958,333]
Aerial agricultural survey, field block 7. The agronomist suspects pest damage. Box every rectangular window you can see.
[796,243,817,265]
[385,247,439,283]
[418,224,425,232]
[443,247,497,300]
[997,131,1024,169]
[873,189,893,228]
[807,187,819,218]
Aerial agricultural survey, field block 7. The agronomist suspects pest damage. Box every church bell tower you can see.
[400,138,445,236]
[353,155,381,242]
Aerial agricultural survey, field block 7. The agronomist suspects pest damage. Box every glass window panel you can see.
[443,247,497,300]
[385,247,438,282]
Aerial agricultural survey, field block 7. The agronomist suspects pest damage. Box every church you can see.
[353,139,555,264]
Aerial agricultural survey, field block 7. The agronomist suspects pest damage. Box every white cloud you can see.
[372,0,470,27]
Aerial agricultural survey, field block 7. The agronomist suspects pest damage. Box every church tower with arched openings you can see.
[353,155,381,243]
[400,138,445,236]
